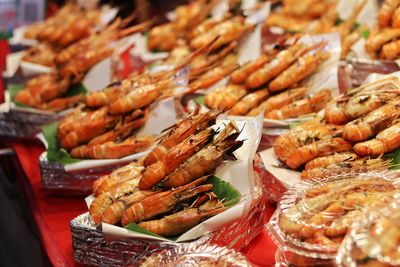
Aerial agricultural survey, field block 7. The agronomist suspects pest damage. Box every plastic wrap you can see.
[139,243,252,266]
[266,171,400,267]
[337,194,400,267]
[71,154,272,266]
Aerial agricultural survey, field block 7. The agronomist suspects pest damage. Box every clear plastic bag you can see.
[337,193,400,267]
[266,170,400,267]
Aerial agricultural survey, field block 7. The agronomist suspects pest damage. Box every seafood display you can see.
[265,0,368,59]
[204,40,332,120]
[272,77,400,180]
[268,171,400,266]
[338,195,400,267]
[88,114,244,237]
[12,0,400,266]
[366,0,400,59]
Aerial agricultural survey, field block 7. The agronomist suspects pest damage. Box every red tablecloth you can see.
[11,140,277,267]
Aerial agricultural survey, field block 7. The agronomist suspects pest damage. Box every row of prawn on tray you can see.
[272,76,400,180]
[265,0,400,61]
[88,111,243,237]
[15,3,152,112]
[365,0,400,59]
[265,0,368,60]
[55,45,219,160]
[204,41,332,119]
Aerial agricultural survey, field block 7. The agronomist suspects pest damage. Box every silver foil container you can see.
[71,213,254,267]
[0,109,58,138]
[71,154,271,266]
[39,154,126,196]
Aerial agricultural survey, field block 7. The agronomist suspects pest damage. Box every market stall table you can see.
[10,139,277,266]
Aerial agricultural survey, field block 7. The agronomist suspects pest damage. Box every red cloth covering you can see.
[11,140,277,266]
[12,141,86,267]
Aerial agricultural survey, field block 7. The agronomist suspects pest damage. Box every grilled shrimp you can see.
[190,41,237,78]
[121,177,212,225]
[108,79,172,115]
[365,28,400,58]
[230,55,270,84]
[143,110,217,166]
[189,17,252,51]
[265,89,331,120]
[228,89,270,116]
[93,163,144,196]
[102,190,160,225]
[331,0,366,39]
[300,158,391,180]
[72,136,154,159]
[60,108,120,150]
[139,128,215,190]
[15,74,71,107]
[381,39,400,59]
[379,0,400,27]
[86,110,146,146]
[245,43,316,89]
[285,138,353,169]
[341,30,362,59]
[90,178,142,224]
[138,198,225,236]
[268,50,330,92]
[204,84,247,112]
[392,6,400,28]
[148,23,178,52]
[324,77,400,125]
[247,87,308,116]
[354,122,400,156]
[342,99,400,142]
[304,152,359,171]
[35,94,84,112]
[188,14,231,40]
[188,58,239,92]
[163,122,243,188]
[264,13,312,33]
[273,123,342,164]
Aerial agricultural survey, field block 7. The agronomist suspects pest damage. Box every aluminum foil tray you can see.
[40,154,125,196]
[0,109,58,138]
[71,155,271,266]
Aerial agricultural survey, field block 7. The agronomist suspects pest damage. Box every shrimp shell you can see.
[230,55,270,84]
[138,198,225,237]
[204,84,247,112]
[265,89,331,119]
[143,111,217,166]
[245,43,311,89]
[268,51,330,92]
[379,0,400,27]
[163,131,243,189]
[342,99,400,142]
[304,152,358,171]
[354,122,400,156]
[273,123,342,164]
[247,87,308,116]
[285,138,353,169]
[121,177,212,225]
[93,163,144,196]
[102,190,159,225]
[139,128,215,190]
[228,89,270,116]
